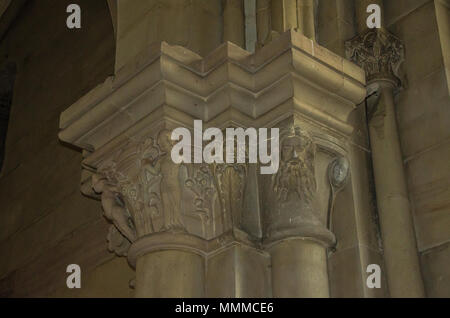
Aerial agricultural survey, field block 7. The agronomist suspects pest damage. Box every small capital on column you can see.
[91,127,251,259]
[346,28,405,89]
[261,118,336,247]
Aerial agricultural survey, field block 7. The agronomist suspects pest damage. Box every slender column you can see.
[223,0,246,48]
[346,27,426,297]
[261,119,336,298]
[434,0,450,93]
[368,81,425,297]
[90,122,257,298]
[90,128,213,298]
[269,239,329,298]
[106,0,117,38]
[296,0,316,40]
[270,0,316,39]
[256,0,272,48]
[135,250,205,298]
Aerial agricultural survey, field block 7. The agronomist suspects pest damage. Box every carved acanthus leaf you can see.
[93,128,252,254]
[346,28,405,87]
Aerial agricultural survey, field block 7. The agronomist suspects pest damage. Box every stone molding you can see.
[59,30,365,152]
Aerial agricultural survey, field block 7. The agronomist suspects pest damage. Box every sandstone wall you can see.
[317,0,450,298]
[0,0,133,297]
[0,0,448,298]
[386,0,450,298]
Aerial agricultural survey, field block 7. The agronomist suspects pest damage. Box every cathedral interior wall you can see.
[0,0,133,297]
[0,0,448,298]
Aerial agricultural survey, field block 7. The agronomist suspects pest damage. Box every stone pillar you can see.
[296,0,316,40]
[269,239,329,297]
[59,19,366,297]
[346,28,426,297]
[260,119,336,297]
[223,0,246,48]
[135,250,205,298]
[270,0,316,39]
[434,0,450,93]
[256,0,272,48]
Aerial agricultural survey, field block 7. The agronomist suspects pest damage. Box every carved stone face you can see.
[329,157,350,189]
[281,136,305,163]
[157,129,174,153]
[332,164,346,183]
[273,128,316,203]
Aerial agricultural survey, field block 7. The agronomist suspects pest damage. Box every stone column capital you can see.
[90,128,251,258]
[59,30,366,266]
[346,28,405,89]
[260,117,336,248]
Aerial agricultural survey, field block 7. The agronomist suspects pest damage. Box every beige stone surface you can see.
[206,244,271,298]
[434,0,450,94]
[135,250,205,298]
[59,16,370,297]
[317,0,356,56]
[59,30,365,153]
[328,246,363,297]
[385,0,430,27]
[0,218,117,297]
[421,242,450,297]
[406,143,450,251]
[53,257,135,298]
[386,0,450,297]
[270,239,329,298]
[115,0,223,70]
[0,0,448,299]
[0,0,127,297]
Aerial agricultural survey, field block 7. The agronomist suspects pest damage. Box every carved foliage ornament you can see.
[346,28,405,87]
[92,128,248,255]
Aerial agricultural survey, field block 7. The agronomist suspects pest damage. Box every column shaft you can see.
[135,250,205,298]
[271,0,316,39]
[270,239,329,298]
[256,0,272,47]
[296,0,316,40]
[206,245,271,297]
[223,0,246,48]
[368,83,425,297]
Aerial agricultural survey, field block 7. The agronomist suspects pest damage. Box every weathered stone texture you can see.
[0,0,121,297]
[387,0,450,297]
[0,0,448,298]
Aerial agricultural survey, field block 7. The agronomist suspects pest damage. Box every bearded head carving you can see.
[273,126,316,204]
